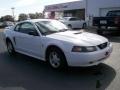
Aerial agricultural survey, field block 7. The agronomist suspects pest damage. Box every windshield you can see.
[107,11,120,16]
[36,20,69,35]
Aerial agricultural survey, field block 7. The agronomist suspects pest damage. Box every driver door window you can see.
[19,22,38,35]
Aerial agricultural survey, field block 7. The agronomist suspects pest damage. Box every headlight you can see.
[72,46,97,52]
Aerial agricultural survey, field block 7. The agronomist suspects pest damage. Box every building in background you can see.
[44,1,85,20]
[44,0,120,26]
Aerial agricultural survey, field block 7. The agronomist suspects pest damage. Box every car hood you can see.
[46,31,108,46]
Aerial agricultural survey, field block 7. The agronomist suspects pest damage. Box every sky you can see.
[0,0,79,19]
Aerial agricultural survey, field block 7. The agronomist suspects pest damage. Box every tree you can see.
[18,12,44,21]
[29,13,36,19]
[35,12,44,19]
[0,15,14,22]
[18,13,28,21]
[29,12,44,19]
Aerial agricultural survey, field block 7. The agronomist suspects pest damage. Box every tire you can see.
[6,40,15,56]
[82,23,86,29]
[46,47,67,70]
[68,24,72,29]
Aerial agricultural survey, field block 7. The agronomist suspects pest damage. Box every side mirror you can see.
[28,31,39,36]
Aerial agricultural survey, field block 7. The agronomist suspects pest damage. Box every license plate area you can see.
[100,20,107,24]
[101,26,106,29]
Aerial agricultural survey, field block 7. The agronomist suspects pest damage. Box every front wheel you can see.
[47,48,67,70]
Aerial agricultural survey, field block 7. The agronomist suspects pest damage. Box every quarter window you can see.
[14,24,21,31]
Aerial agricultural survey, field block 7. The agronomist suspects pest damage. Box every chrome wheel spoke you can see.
[49,52,60,68]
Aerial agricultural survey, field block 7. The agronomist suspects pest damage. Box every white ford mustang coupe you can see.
[3,19,112,69]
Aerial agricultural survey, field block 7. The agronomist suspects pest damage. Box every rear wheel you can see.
[6,40,15,56]
[82,23,86,29]
[47,47,67,70]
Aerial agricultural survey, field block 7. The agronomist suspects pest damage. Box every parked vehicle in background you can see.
[0,22,4,28]
[93,10,120,34]
[0,21,14,28]
[3,19,112,69]
[59,17,86,29]
[4,21,14,27]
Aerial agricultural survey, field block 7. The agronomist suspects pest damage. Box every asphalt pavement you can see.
[0,29,120,90]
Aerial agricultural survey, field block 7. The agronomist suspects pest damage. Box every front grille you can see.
[98,42,108,49]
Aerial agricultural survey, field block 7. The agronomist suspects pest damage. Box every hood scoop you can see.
[74,31,83,34]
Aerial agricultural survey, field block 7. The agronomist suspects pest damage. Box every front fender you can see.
[42,38,73,60]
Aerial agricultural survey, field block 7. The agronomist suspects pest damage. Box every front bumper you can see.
[65,43,112,67]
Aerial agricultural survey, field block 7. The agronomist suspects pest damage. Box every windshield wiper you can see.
[58,29,69,32]
[43,31,58,35]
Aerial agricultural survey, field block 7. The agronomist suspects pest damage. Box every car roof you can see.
[63,17,78,18]
[17,19,55,24]
[62,17,79,20]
